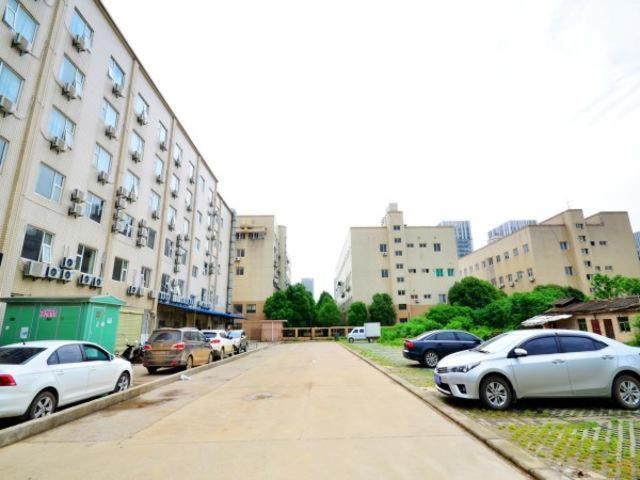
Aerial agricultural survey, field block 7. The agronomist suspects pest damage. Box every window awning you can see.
[521,314,572,327]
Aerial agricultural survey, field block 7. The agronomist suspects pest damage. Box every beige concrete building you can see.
[335,203,459,323]
[458,209,640,295]
[231,215,290,325]
[0,0,236,350]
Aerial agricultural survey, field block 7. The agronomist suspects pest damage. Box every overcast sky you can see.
[103,0,640,297]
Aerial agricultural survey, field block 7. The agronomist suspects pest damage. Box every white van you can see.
[347,323,381,343]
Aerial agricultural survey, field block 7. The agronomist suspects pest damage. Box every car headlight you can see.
[449,362,480,373]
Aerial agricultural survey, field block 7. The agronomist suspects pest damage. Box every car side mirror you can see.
[512,348,528,358]
[109,354,115,361]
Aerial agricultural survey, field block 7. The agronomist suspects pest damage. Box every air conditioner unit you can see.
[127,285,138,296]
[170,189,178,198]
[137,111,148,125]
[138,218,148,229]
[105,125,117,139]
[116,186,128,197]
[156,174,164,184]
[138,227,149,238]
[115,197,126,210]
[151,210,160,220]
[382,252,388,257]
[62,82,79,100]
[50,136,69,153]
[112,83,123,98]
[61,257,75,269]
[205,250,212,257]
[131,150,142,162]
[91,276,104,288]
[78,273,93,286]
[176,234,183,245]
[208,200,214,208]
[23,261,49,278]
[173,264,181,274]
[72,34,90,52]
[46,266,61,280]
[71,189,86,203]
[189,176,195,184]
[174,156,182,167]
[528,276,536,282]
[235,257,241,262]
[183,234,189,242]
[111,220,126,233]
[159,140,168,151]
[68,203,84,217]
[135,237,146,247]
[98,171,109,184]
[12,33,31,55]
[207,225,213,232]
[0,95,16,116]
[186,204,192,212]
[128,191,138,202]
[147,289,156,300]
[509,282,515,287]
[60,269,74,282]
[168,220,176,231]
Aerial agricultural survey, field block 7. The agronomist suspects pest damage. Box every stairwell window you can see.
[21,226,53,263]
[564,266,574,276]
[112,257,128,282]
[100,99,118,129]
[35,163,64,202]
[0,61,23,105]
[85,192,104,223]
[75,244,96,274]
[48,108,75,145]
[4,0,38,45]
[93,144,112,174]
[59,56,84,97]
[559,241,568,251]
[70,9,93,49]
[108,57,125,89]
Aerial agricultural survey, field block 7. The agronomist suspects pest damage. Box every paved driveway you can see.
[0,343,526,479]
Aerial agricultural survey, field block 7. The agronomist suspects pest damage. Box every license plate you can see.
[434,374,441,385]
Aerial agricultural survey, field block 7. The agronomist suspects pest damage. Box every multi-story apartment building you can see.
[335,204,458,323]
[301,278,314,297]
[231,215,290,323]
[635,231,640,260]
[0,0,236,349]
[438,220,473,258]
[488,219,537,243]
[459,209,640,295]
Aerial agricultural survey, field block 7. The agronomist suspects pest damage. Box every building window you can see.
[112,257,128,282]
[0,60,23,104]
[488,258,493,266]
[70,8,93,47]
[183,219,190,236]
[508,273,513,283]
[154,156,164,177]
[406,243,414,248]
[174,143,183,164]
[395,263,404,269]
[247,304,257,313]
[397,290,405,296]
[504,251,510,260]
[421,268,429,273]
[237,248,245,257]
[164,239,173,258]
[605,265,613,271]
[496,254,501,263]
[394,250,402,256]
[527,268,534,278]
[100,98,119,129]
[121,213,134,237]
[512,247,519,256]
[577,319,587,331]
[233,304,243,314]
[564,266,574,276]
[147,228,156,249]
[581,248,589,254]
[59,56,84,97]
[158,122,167,145]
[584,260,591,268]
[160,273,171,292]
[149,190,160,213]
[419,243,427,248]
[394,237,401,243]
[398,304,407,311]
[381,269,389,278]
[438,294,447,304]
[167,206,177,227]
[134,93,149,117]
[236,266,244,275]
[198,175,205,192]
[435,268,444,277]
[4,0,38,44]
[447,268,455,277]
[185,189,193,209]
[393,225,401,231]
[0,136,6,169]
[578,235,586,242]
[140,267,151,288]
[85,192,104,223]
[75,244,96,274]
[35,163,64,202]
[188,162,195,181]
[618,317,631,333]
[423,294,431,299]
[523,243,529,253]
[408,268,416,273]
[21,226,53,263]
[171,174,180,193]
[397,277,405,283]
[499,276,504,286]
[599,240,608,246]
[93,144,112,174]
[379,243,387,253]
[516,271,524,280]
[207,188,214,205]
[559,241,568,251]
[124,171,140,195]
[192,266,198,278]
[48,108,75,145]
[575,223,584,229]
[130,131,145,157]
[433,243,441,252]
[108,57,125,88]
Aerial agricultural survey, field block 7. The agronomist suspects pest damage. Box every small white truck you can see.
[347,322,381,343]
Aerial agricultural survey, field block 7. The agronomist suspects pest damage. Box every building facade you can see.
[301,278,314,296]
[0,0,236,349]
[335,204,458,322]
[635,231,640,260]
[488,219,537,243]
[459,209,640,295]
[231,215,290,324]
[438,220,473,258]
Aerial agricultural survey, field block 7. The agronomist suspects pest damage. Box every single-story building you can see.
[521,296,640,343]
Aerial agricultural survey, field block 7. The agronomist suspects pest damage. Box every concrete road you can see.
[0,343,527,479]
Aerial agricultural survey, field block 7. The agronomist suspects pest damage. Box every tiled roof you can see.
[546,296,640,315]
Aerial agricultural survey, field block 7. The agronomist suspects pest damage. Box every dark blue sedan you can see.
[403,330,482,368]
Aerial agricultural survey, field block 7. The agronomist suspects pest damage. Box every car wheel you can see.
[207,353,214,364]
[146,367,158,374]
[348,338,354,343]
[27,391,57,420]
[613,374,640,410]
[185,356,193,370]
[480,375,512,410]
[114,372,130,393]
[423,350,439,369]
[221,348,226,359]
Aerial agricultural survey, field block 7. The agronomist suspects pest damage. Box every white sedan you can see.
[434,329,640,410]
[201,330,235,359]
[0,340,133,420]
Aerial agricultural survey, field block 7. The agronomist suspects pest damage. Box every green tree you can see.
[590,274,640,299]
[263,290,292,320]
[475,298,513,329]
[533,284,586,302]
[285,283,317,327]
[509,292,555,326]
[368,293,396,326]
[316,291,334,309]
[424,304,474,326]
[448,277,506,310]
[317,299,341,327]
[347,301,368,326]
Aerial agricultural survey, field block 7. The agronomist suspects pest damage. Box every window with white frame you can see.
[0,136,7,169]
[59,56,84,96]
[48,108,75,144]
[167,206,177,226]
[164,239,173,258]
[141,267,152,288]
[187,162,195,180]
[192,266,198,278]
[171,174,180,193]
[207,188,214,205]
[69,9,93,47]
[85,192,104,223]
[100,99,118,129]
[21,225,53,263]
[120,213,134,237]
[149,190,160,213]
[35,163,64,202]
[197,211,203,225]
[194,238,200,251]
[134,94,148,117]
[108,57,124,88]
[158,122,167,144]
[4,0,38,44]
[198,175,205,192]
[93,144,111,174]
[75,244,96,274]
[185,189,192,209]
[112,257,128,282]
[146,228,156,249]
[124,171,139,195]
[183,219,190,235]
[0,60,23,104]
[174,143,183,164]
[130,131,144,156]
[154,156,164,177]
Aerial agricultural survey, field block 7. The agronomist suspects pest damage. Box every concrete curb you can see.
[0,344,270,449]
[342,345,573,480]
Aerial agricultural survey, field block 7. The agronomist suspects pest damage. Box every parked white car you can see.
[0,340,133,420]
[201,330,234,359]
[227,330,248,354]
[347,323,381,343]
[434,329,640,410]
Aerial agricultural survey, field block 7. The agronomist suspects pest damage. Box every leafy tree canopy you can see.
[425,304,474,326]
[347,301,368,326]
[369,293,396,326]
[317,300,341,327]
[448,277,506,310]
[533,284,586,302]
[591,274,640,299]
[263,290,293,321]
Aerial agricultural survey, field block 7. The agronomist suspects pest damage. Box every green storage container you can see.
[0,296,125,354]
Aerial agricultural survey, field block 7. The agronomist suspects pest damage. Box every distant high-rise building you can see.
[635,231,640,259]
[301,278,314,296]
[438,221,473,258]
[488,220,537,243]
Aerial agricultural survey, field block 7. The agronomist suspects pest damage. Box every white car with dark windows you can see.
[434,330,640,410]
[201,330,234,360]
[0,341,132,420]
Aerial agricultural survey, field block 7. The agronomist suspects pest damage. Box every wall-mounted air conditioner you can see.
[156,174,164,184]
[0,95,16,116]
[78,273,93,286]
[147,290,156,300]
[60,270,74,282]
[131,150,142,162]
[98,171,109,184]
[115,197,126,210]
[112,83,123,98]
[68,203,84,217]
[138,218,148,229]
[12,33,31,55]
[50,136,69,153]
[91,276,104,288]
[135,237,146,247]
[152,210,160,220]
[127,285,139,296]
[116,186,128,197]
[168,220,176,231]
[137,111,148,125]
[23,261,49,278]
[46,266,61,280]
[61,257,75,269]
[62,82,79,100]
[128,190,138,202]
[159,140,167,151]
[170,189,178,198]
[72,34,90,52]
[186,204,192,212]
[105,125,117,139]
[189,176,195,184]
[71,189,86,203]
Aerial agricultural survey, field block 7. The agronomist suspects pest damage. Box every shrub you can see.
[425,304,473,325]
[448,277,506,309]
[444,316,474,331]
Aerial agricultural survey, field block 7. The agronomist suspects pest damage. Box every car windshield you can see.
[0,347,46,364]
[227,331,241,338]
[202,332,218,339]
[148,331,181,343]
[472,333,521,354]
[416,331,437,341]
